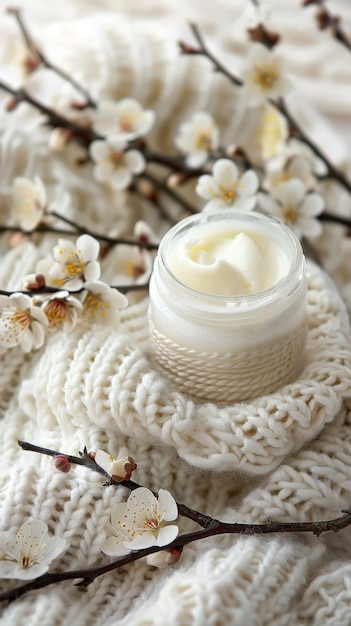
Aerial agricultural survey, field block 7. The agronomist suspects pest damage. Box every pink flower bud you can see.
[53,455,71,473]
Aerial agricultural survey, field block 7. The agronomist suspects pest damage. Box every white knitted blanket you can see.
[1,2,351,625]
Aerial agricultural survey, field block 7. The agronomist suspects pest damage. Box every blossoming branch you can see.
[0,440,350,605]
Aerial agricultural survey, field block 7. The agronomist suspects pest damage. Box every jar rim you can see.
[157,209,304,313]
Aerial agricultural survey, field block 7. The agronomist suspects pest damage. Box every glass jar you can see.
[148,210,307,403]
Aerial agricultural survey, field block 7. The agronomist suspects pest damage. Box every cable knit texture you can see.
[1,2,351,626]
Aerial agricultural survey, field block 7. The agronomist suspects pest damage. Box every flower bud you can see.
[52,455,71,473]
[146,547,182,568]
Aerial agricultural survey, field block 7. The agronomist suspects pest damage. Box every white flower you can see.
[81,281,128,327]
[239,3,271,30]
[258,178,324,238]
[49,234,100,291]
[196,159,259,212]
[133,220,159,245]
[241,43,292,108]
[267,155,316,191]
[175,112,219,168]
[101,244,153,288]
[90,138,145,190]
[95,448,137,482]
[0,293,48,353]
[93,99,155,142]
[101,488,179,557]
[0,520,67,580]
[36,291,83,331]
[10,177,47,231]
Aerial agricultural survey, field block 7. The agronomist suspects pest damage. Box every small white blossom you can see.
[0,520,67,580]
[133,220,159,245]
[196,159,259,212]
[35,291,83,332]
[81,281,128,327]
[258,178,324,238]
[239,3,271,30]
[93,99,155,142]
[90,138,145,190]
[101,488,179,557]
[95,448,137,482]
[267,155,316,191]
[241,43,292,108]
[0,293,48,353]
[175,112,219,168]
[101,244,153,288]
[10,177,47,231]
[49,234,100,291]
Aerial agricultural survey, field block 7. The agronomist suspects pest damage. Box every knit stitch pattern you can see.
[1,3,351,626]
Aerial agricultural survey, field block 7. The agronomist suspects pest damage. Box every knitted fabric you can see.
[1,2,351,626]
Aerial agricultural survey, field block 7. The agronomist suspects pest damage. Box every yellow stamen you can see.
[196,133,212,150]
[284,205,298,223]
[45,299,68,326]
[253,65,280,90]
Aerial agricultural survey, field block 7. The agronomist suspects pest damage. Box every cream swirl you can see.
[168,228,290,296]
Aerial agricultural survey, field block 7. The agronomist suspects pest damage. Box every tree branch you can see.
[0,440,347,605]
[7,7,97,107]
[183,24,351,196]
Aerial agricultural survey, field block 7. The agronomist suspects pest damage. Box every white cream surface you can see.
[168,226,290,296]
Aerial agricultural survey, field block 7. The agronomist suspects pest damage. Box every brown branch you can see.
[2,508,351,604]
[277,99,351,195]
[0,440,349,605]
[187,23,243,87]
[141,171,198,216]
[0,221,159,250]
[0,280,149,297]
[0,79,97,149]
[319,211,351,230]
[48,211,159,250]
[17,441,210,526]
[7,7,97,107]
[302,2,351,53]
[184,24,351,196]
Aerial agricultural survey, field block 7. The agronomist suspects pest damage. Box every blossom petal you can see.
[301,193,324,217]
[274,178,306,206]
[196,175,220,200]
[185,151,208,168]
[95,449,112,473]
[93,162,115,182]
[297,218,323,238]
[10,563,50,581]
[0,561,19,579]
[125,150,145,175]
[90,140,110,162]
[234,196,257,212]
[76,234,100,262]
[258,192,281,216]
[157,489,178,522]
[213,159,239,186]
[110,168,132,190]
[127,533,157,550]
[155,524,179,547]
[43,536,67,562]
[101,536,131,557]
[238,170,259,196]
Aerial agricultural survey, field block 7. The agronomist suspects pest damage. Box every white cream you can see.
[168,227,290,297]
